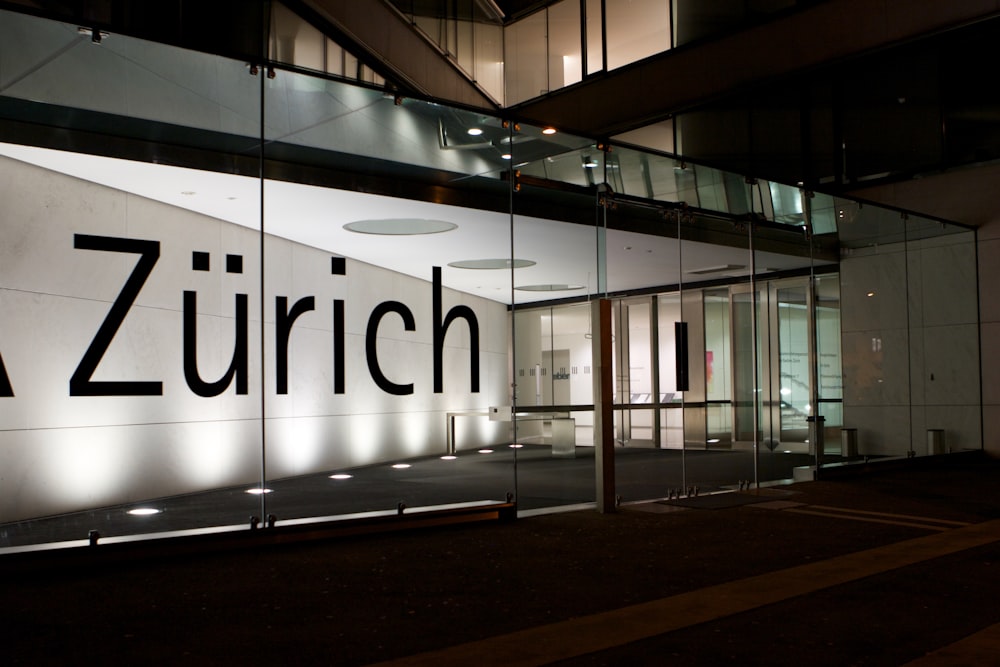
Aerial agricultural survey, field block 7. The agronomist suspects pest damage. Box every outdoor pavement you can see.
[6,454,1000,665]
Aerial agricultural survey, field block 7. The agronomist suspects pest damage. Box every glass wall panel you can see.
[548,0,583,92]
[775,283,810,449]
[704,289,732,448]
[260,69,515,521]
[838,203,912,457]
[0,9,263,546]
[904,219,981,456]
[505,10,548,105]
[511,122,599,510]
[606,0,670,71]
[815,274,844,454]
[586,0,604,75]
[474,21,505,103]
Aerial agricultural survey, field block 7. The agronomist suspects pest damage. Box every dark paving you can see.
[6,455,999,666]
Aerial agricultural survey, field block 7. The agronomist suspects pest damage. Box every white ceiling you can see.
[0,142,823,304]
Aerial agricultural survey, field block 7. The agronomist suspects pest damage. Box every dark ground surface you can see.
[6,456,1000,665]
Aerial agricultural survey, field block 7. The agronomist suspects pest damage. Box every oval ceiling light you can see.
[440,455,457,460]
[392,463,412,469]
[501,153,512,160]
[245,487,272,495]
[127,507,161,516]
[448,258,536,270]
[467,127,484,136]
[329,473,353,480]
[343,219,458,235]
[542,127,557,135]
[514,284,586,292]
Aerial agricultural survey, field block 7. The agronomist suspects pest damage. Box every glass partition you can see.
[510,122,599,510]
[0,2,984,552]
[0,9,264,545]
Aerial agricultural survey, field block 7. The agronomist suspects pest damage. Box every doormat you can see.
[657,492,785,510]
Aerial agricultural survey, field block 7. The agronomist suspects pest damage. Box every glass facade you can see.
[0,5,982,551]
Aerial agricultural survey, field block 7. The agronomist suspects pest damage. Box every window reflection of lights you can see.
[392,463,412,469]
[467,128,483,136]
[246,488,272,495]
[780,387,791,396]
[440,455,457,460]
[127,508,160,516]
[478,449,494,454]
[542,127,557,135]
[329,474,353,480]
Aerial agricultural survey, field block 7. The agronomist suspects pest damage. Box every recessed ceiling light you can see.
[867,291,875,297]
[440,455,457,460]
[478,449,494,454]
[509,444,523,449]
[127,507,160,516]
[501,153,512,160]
[467,127,483,136]
[448,258,536,270]
[246,487,272,495]
[515,284,586,292]
[583,160,599,168]
[392,463,412,469]
[329,473,353,480]
[344,219,458,235]
[542,127,557,135]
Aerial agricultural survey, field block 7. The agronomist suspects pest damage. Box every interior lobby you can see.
[0,0,996,552]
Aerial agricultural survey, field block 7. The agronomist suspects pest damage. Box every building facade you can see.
[0,1,990,550]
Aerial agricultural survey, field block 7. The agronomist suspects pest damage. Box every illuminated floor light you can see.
[440,455,457,460]
[392,463,412,469]
[329,474,353,480]
[478,449,494,454]
[245,487,272,495]
[127,508,160,516]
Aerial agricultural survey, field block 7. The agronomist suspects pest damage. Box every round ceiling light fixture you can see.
[514,284,586,292]
[448,258,536,270]
[343,219,458,235]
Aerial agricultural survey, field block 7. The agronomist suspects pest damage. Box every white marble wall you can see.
[0,156,508,523]
[841,229,981,456]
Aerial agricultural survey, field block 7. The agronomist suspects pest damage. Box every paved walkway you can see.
[374,514,1000,666]
[7,457,1000,665]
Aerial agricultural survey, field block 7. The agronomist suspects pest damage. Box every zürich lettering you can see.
[49,233,480,398]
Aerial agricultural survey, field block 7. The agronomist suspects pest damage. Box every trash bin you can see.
[927,429,945,455]
[807,415,825,460]
[840,428,858,458]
